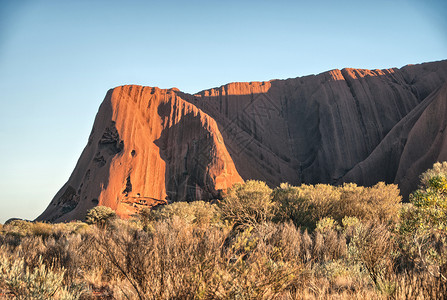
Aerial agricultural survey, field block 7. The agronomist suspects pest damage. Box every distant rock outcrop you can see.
[37,60,447,222]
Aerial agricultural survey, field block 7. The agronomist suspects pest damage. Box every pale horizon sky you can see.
[0,0,446,223]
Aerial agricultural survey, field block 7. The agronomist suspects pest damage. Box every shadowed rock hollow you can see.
[37,60,447,222]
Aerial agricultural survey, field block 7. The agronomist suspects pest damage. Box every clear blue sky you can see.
[0,0,446,223]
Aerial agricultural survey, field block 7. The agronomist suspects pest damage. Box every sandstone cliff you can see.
[37,60,447,222]
[38,86,242,221]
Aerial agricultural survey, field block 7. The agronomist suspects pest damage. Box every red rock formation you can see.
[38,86,242,221]
[343,81,447,197]
[37,60,447,222]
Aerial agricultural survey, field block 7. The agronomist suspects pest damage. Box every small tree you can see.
[85,206,116,225]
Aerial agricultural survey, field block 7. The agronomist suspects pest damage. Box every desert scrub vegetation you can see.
[272,181,401,230]
[0,164,446,299]
[219,180,274,227]
[85,206,116,225]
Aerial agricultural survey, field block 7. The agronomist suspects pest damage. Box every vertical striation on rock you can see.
[37,60,447,222]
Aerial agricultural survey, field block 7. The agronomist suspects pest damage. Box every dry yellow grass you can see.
[0,176,445,299]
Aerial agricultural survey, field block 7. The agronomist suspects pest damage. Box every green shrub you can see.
[341,216,360,229]
[398,162,447,282]
[339,182,401,224]
[400,162,447,233]
[219,180,274,227]
[85,206,116,225]
[419,161,447,188]
[273,183,340,230]
[272,182,401,230]
[315,217,339,233]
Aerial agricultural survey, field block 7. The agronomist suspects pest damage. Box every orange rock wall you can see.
[37,60,447,222]
[38,86,242,221]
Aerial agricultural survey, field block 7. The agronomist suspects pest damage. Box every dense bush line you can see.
[0,162,446,299]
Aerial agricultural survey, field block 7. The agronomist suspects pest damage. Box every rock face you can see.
[37,60,447,222]
[38,87,243,222]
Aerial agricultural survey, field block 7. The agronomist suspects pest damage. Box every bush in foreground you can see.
[1,163,447,299]
[85,206,116,225]
[398,162,447,287]
[272,182,401,230]
[219,180,274,227]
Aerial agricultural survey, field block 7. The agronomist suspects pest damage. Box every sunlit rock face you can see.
[38,86,243,222]
[37,60,447,222]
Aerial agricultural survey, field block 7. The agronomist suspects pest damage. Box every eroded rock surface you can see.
[37,60,447,222]
[38,87,242,221]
